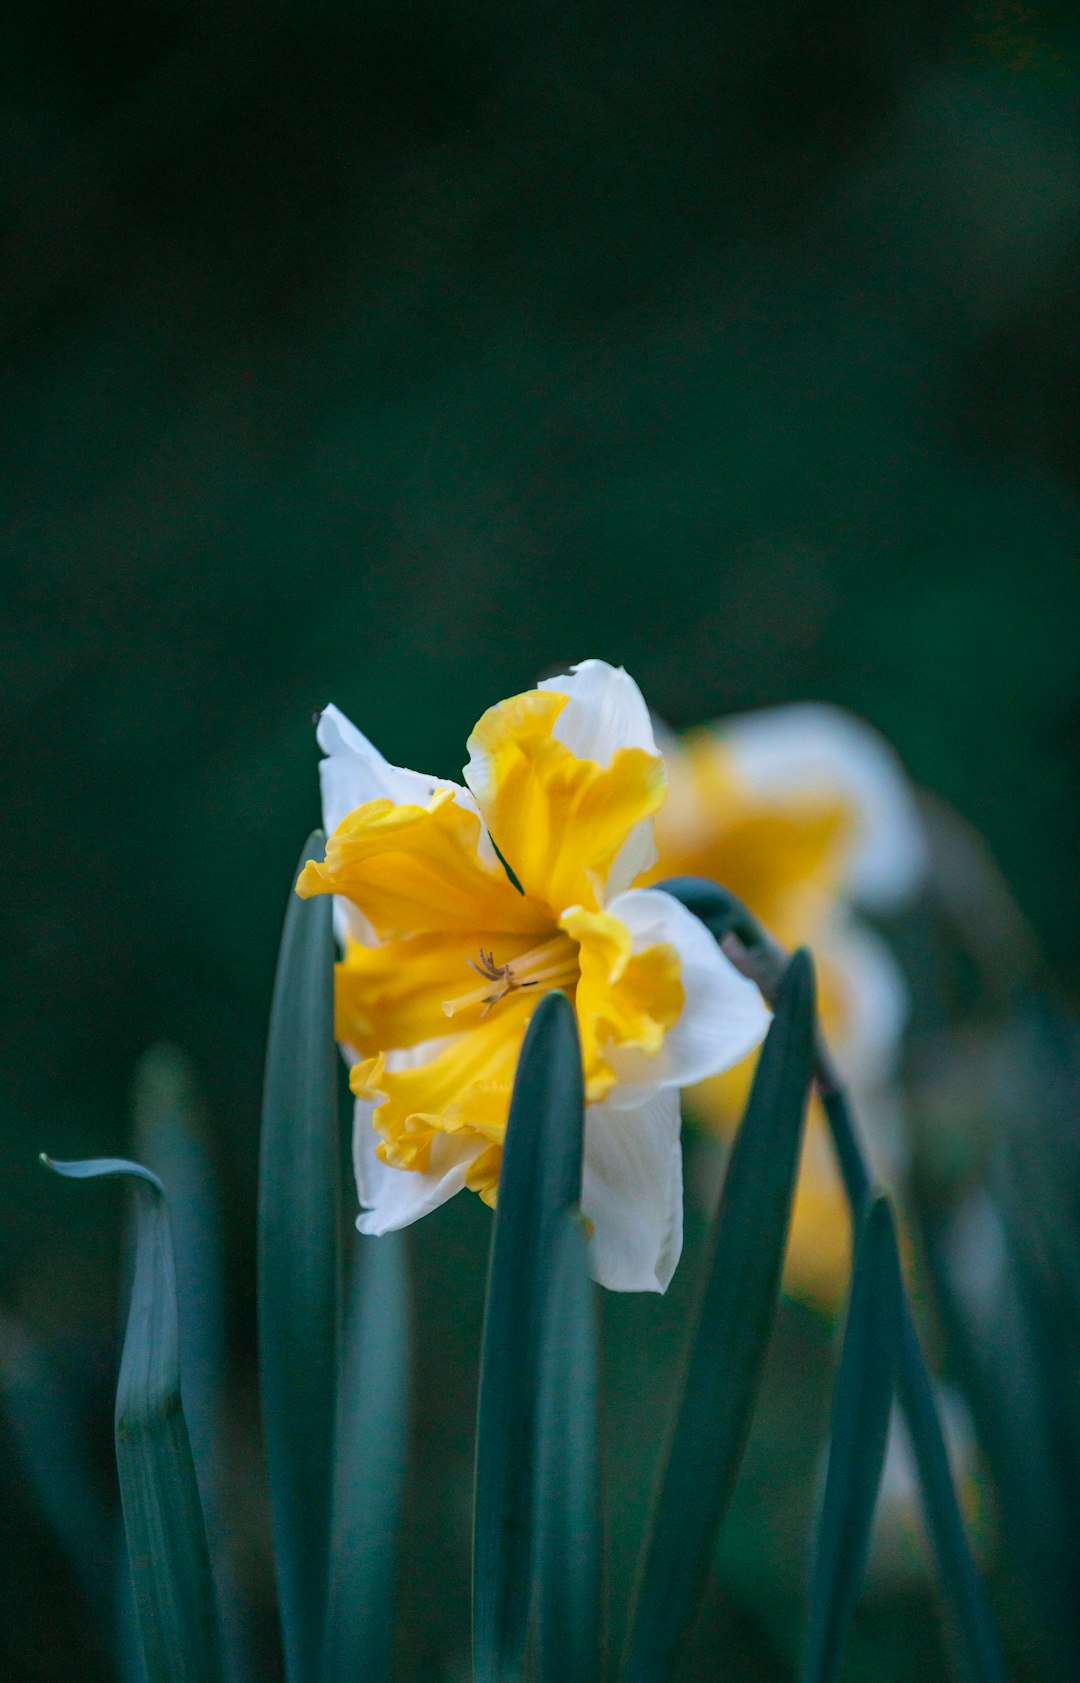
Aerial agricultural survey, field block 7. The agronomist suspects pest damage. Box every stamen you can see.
[442,938,578,1021]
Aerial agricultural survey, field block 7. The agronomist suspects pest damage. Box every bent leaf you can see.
[42,1155,224,1683]
[623,949,816,1683]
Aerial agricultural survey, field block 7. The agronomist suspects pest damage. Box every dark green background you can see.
[3,1,1079,1677]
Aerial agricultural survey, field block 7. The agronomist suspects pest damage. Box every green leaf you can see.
[802,1195,902,1683]
[535,1209,603,1683]
[133,1045,253,1683]
[623,948,816,1683]
[42,1155,225,1683]
[322,1231,410,1683]
[133,1047,226,1505]
[259,831,342,1683]
[667,874,1007,1683]
[473,990,586,1683]
[897,1310,1008,1683]
[822,1098,1007,1683]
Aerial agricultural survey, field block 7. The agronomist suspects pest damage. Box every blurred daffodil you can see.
[651,705,927,1310]
[298,661,768,1291]
[868,1386,982,1587]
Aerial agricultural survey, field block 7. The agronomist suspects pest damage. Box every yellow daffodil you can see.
[651,704,927,1310]
[297,661,769,1291]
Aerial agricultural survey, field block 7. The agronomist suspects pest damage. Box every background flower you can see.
[652,704,927,1310]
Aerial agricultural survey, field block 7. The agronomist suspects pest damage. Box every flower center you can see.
[442,934,579,1020]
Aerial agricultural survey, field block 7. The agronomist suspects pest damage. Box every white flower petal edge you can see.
[583,1086,684,1293]
[539,659,659,763]
[316,703,443,831]
[602,887,771,1106]
[316,704,498,941]
[540,659,661,895]
[820,912,909,1093]
[352,1097,484,1234]
[719,703,928,912]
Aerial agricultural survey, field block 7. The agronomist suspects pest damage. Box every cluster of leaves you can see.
[22,844,1005,1683]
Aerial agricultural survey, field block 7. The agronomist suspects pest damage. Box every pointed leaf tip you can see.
[40,1154,165,1196]
[473,987,585,1683]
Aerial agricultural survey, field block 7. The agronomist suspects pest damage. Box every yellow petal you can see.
[297,788,547,942]
[685,1073,853,1311]
[466,689,666,914]
[336,927,560,1055]
[652,729,855,948]
[784,1144,852,1313]
[464,1143,503,1207]
[560,905,684,1103]
[350,993,537,1171]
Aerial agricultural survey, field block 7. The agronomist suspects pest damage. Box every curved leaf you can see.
[42,1155,224,1683]
[133,1045,253,1683]
[258,831,342,1683]
[802,1195,902,1683]
[535,1210,603,1683]
[473,990,585,1683]
[623,949,816,1683]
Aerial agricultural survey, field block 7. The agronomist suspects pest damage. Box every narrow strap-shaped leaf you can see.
[823,1089,1008,1683]
[116,1509,150,1683]
[134,1045,253,1683]
[663,878,1008,1683]
[134,1047,226,1508]
[802,1195,902,1683]
[42,1155,225,1683]
[896,1308,1008,1683]
[623,949,816,1683]
[322,1230,410,1683]
[535,1210,603,1683]
[259,831,342,1683]
[473,990,586,1683]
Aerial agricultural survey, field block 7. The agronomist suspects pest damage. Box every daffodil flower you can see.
[297,661,769,1292]
[651,704,927,1309]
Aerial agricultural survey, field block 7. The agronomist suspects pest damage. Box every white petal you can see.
[820,914,909,1093]
[582,1087,684,1292]
[605,821,658,900]
[538,660,659,764]
[868,1385,977,1585]
[316,703,441,832]
[601,887,770,1105]
[351,1096,480,1234]
[720,704,928,911]
[315,704,495,939]
[541,661,662,893]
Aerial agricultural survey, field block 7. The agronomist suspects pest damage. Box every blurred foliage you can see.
[3,0,1080,1678]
